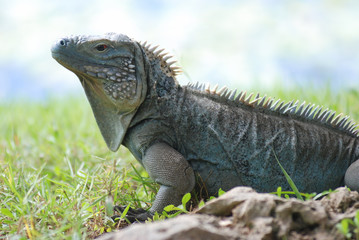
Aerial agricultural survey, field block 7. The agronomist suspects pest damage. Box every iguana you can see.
[51,33,359,221]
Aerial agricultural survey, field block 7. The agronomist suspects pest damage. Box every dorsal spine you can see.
[136,38,359,138]
[139,41,181,78]
[187,82,359,137]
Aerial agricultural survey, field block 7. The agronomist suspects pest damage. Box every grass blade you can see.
[272,149,303,201]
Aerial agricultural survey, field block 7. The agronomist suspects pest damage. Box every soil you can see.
[98,187,359,240]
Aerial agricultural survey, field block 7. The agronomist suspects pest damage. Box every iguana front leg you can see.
[143,142,195,213]
[114,142,195,222]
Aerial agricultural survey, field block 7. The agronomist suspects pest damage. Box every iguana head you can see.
[51,33,148,151]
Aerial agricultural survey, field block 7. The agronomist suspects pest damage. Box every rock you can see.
[241,217,277,240]
[98,187,359,240]
[227,191,277,222]
[97,215,238,240]
[321,187,359,214]
[274,200,327,237]
[195,186,258,216]
[320,187,359,226]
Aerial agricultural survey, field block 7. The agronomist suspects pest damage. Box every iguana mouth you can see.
[52,50,138,101]
[82,63,136,82]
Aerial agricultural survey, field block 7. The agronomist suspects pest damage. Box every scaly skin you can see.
[51,33,359,221]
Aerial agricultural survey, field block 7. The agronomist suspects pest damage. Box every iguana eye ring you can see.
[95,44,108,52]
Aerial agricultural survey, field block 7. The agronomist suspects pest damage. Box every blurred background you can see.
[1,0,359,101]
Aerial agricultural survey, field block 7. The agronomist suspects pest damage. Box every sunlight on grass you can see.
[0,97,157,239]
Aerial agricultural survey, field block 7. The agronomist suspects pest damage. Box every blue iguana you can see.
[51,33,359,221]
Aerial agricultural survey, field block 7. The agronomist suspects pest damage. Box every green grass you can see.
[1,86,359,239]
[0,97,157,239]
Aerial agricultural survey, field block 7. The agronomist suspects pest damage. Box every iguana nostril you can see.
[51,38,70,55]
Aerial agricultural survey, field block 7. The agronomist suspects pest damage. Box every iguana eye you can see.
[95,44,108,52]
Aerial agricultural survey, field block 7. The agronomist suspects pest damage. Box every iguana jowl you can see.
[51,33,359,220]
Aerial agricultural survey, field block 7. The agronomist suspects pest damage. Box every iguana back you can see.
[148,86,359,194]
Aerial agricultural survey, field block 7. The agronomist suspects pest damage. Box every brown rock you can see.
[98,187,359,240]
[97,215,237,240]
[321,187,359,214]
[195,186,258,216]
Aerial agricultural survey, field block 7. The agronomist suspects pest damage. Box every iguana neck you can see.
[126,42,180,131]
[138,41,181,99]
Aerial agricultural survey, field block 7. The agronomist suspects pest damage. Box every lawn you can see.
[0,97,157,239]
[1,86,359,239]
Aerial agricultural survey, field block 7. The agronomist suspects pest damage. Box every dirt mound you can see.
[99,187,359,240]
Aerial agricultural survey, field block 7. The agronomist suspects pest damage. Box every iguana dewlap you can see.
[51,33,359,220]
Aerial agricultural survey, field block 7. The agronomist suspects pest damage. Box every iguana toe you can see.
[112,205,153,223]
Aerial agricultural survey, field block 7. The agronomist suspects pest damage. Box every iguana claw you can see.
[112,205,153,223]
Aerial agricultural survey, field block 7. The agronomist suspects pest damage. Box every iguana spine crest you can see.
[187,82,359,137]
[140,39,359,138]
[139,41,181,78]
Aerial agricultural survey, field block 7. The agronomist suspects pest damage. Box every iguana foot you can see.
[112,205,153,223]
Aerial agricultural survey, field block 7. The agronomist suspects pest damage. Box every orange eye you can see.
[95,44,108,51]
